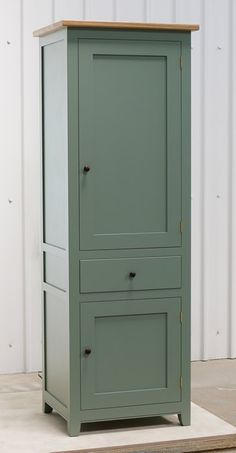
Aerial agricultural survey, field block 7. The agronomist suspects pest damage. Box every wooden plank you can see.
[33,20,199,37]
[53,433,236,453]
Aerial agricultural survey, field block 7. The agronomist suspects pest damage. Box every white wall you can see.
[1,0,235,373]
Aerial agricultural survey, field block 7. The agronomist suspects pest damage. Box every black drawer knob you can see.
[129,272,136,279]
[84,348,92,356]
[83,165,91,173]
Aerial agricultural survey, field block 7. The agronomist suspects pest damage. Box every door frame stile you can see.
[67,29,81,435]
[179,33,191,424]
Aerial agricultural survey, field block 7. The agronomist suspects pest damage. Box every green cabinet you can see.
[35,20,198,436]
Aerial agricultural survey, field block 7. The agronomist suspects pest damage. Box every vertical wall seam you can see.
[145,0,149,22]
[200,0,206,360]
[83,0,86,20]
[232,0,236,358]
[20,0,27,372]
[113,0,116,21]
[51,0,55,23]
[143,0,147,22]
[229,0,234,357]
[172,0,177,23]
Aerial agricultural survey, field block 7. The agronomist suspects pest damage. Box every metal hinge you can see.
[180,311,183,323]
[180,221,184,233]
[180,376,183,388]
[180,55,183,70]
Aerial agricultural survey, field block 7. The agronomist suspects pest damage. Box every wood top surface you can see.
[33,20,199,37]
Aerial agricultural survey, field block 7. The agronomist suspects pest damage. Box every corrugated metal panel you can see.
[0,0,24,373]
[22,0,53,372]
[229,0,236,358]
[1,0,235,372]
[202,0,231,360]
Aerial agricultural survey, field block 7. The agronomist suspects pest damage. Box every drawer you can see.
[80,256,181,293]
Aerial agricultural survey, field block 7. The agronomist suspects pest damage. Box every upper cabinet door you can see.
[79,39,181,250]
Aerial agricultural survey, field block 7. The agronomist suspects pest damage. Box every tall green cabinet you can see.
[34,20,198,436]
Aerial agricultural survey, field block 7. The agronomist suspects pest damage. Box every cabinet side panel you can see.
[41,33,69,411]
[45,291,69,406]
[44,252,67,291]
[42,40,67,249]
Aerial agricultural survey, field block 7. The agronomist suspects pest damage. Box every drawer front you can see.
[80,256,181,293]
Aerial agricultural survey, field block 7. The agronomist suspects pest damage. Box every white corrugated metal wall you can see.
[1,0,235,373]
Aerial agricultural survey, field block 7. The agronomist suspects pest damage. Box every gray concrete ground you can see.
[192,359,236,427]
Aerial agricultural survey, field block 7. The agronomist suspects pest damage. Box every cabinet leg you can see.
[44,402,53,414]
[67,420,81,437]
[178,410,191,426]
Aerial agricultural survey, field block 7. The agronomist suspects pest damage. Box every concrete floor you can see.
[191,359,236,426]
[1,359,236,452]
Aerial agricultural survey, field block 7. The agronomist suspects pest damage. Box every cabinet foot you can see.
[44,402,53,414]
[178,411,190,426]
[67,421,81,437]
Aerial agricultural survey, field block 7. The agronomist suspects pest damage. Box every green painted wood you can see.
[80,256,181,293]
[40,30,71,428]
[79,39,181,250]
[39,26,193,435]
[44,292,69,406]
[80,401,186,422]
[44,391,68,419]
[42,39,67,249]
[44,252,67,291]
[78,247,182,260]
[67,29,82,437]
[81,298,181,410]
[179,34,191,427]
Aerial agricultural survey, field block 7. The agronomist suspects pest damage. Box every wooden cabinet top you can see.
[33,20,199,37]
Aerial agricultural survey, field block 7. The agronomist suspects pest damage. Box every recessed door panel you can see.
[81,298,181,409]
[79,40,181,250]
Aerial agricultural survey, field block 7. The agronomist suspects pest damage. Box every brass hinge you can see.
[180,376,183,388]
[180,311,183,323]
[180,221,184,233]
[180,55,183,70]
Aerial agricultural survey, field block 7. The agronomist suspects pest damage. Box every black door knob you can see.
[129,272,136,279]
[84,348,92,356]
[83,165,90,173]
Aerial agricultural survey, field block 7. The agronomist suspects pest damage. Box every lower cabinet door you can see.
[81,298,181,410]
